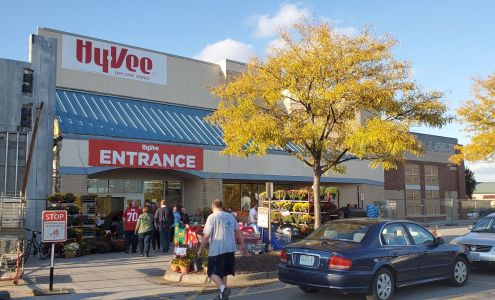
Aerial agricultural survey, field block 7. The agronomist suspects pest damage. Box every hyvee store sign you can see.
[88,140,203,171]
[62,34,167,84]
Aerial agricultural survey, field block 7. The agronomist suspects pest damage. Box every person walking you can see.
[197,199,248,300]
[150,202,160,252]
[154,199,173,253]
[171,205,181,243]
[123,201,141,253]
[135,206,155,257]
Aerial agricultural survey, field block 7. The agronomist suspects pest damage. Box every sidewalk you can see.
[8,251,197,299]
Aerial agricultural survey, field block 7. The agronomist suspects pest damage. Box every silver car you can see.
[452,213,495,267]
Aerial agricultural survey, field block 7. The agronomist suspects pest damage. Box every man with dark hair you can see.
[154,199,173,253]
[198,199,248,300]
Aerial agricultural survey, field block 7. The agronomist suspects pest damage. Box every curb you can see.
[162,270,278,286]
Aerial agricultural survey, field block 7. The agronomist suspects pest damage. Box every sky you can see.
[0,0,494,181]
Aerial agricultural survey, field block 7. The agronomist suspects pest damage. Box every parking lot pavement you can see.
[187,267,495,300]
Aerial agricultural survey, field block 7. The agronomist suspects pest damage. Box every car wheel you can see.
[449,256,469,287]
[367,268,395,300]
[299,285,319,293]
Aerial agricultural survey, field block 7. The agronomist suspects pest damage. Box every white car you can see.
[466,211,479,219]
[452,213,495,267]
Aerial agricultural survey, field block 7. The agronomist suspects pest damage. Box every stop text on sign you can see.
[43,212,67,221]
[88,140,204,171]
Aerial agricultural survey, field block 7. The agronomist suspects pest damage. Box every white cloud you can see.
[333,26,358,36]
[251,4,311,38]
[466,162,495,182]
[194,38,255,63]
[265,37,288,55]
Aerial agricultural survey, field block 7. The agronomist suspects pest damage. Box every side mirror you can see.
[436,237,445,244]
[468,225,474,231]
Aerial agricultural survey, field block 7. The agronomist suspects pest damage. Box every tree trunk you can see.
[312,172,322,229]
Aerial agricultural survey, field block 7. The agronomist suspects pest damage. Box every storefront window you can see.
[241,184,258,211]
[124,180,143,193]
[144,180,164,203]
[109,179,124,193]
[88,179,98,194]
[97,179,109,194]
[165,181,182,206]
[223,184,240,211]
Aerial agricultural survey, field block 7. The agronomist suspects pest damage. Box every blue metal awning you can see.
[55,89,225,147]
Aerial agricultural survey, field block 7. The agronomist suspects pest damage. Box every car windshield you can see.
[472,217,495,233]
[306,221,371,243]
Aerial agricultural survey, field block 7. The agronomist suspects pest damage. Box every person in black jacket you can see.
[154,199,173,253]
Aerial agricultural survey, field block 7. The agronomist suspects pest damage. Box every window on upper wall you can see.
[405,164,420,185]
[424,165,439,186]
[20,104,33,129]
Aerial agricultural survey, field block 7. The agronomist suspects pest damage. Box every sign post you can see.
[42,210,67,292]
[265,182,274,252]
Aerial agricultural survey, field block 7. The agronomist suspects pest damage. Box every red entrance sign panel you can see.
[42,210,67,243]
[88,139,204,171]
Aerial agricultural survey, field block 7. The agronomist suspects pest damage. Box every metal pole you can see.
[4,132,9,194]
[49,243,55,291]
[15,132,19,196]
[21,103,44,196]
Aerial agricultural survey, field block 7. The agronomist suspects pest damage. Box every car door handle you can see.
[424,250,430,254]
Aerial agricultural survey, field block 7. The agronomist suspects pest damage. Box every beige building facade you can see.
[41,28,384,218]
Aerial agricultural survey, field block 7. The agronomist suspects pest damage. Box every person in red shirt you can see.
[123,201,142,253]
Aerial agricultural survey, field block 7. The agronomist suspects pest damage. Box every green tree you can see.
[464,168,477,199]
[208,21,451,228]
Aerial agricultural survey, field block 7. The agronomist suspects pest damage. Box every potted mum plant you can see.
[63,242,79,259]
[170,258,180,272]
[178,257,191,274]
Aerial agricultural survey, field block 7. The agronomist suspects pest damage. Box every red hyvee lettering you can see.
[76,39,153,74]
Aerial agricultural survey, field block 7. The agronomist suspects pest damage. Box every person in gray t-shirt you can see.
[198,199,248,300]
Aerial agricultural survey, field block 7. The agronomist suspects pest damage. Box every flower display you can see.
[62,242,80,253]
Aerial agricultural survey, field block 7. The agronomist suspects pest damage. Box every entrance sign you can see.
[42,210,67,243]
[61,34,167,85]
[258,207,269,229]
[88,139,204,171]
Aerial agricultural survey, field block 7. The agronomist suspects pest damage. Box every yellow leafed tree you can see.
[450,73,495,164]
[208,21,451,228]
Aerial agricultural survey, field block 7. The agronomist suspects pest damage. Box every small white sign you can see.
[42,210,67,243]
[258,207,269,229]
[174,247,187,257]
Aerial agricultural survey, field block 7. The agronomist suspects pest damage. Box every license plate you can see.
[299,255,315,266]
[470,252,480,261]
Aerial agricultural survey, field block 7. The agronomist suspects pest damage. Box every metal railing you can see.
[0,193,26,238]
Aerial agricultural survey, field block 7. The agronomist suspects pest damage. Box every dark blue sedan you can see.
[278,219,470,300]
